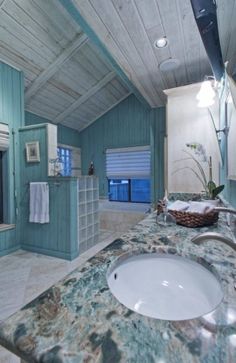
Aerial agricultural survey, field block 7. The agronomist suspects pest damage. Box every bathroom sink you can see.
[107,253,223,321]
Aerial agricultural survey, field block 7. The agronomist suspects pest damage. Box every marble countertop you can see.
[1,213,236,362]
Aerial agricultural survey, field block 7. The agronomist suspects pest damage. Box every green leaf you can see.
[207,180,216,193]
[212,185,225,199]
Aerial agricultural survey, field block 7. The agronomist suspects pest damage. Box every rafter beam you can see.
[54,71,116,123]
[25,33,88,102]
[0,0,7,8]
[59,0,151,109]
[78,92,131,132]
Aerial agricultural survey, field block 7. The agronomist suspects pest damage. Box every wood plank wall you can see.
[79,94,165,202]
[150,107,166,204]
[25,111,81,148]
[19,124,78,260]
[219,78,236,208]
[0,62,24,256]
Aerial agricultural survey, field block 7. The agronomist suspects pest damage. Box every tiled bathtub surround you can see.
[0,212,236,362]
[168,193,205,201]
[100,210,145,232]
[99,200,147,232]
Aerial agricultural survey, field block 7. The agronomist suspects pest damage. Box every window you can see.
[108,179,150,203]
[131,179,150,202]
[0,151,3,223]
[109,179,129,202]
[57,147,72,176]
[106,146,151,203]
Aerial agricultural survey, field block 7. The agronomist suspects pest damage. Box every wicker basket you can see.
[168,210,219,228]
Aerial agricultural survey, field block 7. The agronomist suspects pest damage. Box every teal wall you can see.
[19,124,78,260]
[0,64,165,259]
[25,111,80,148]
[0,64,79,259]
[79,94,165,202]
[150,107,166,204]
[0,62,24,256]
[219,77,236,208]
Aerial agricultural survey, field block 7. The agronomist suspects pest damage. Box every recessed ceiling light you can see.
[154,37,168,49]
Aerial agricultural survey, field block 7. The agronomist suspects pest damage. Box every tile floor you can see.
[0,229,121,363]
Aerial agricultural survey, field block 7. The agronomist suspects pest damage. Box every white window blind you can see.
[106,146,150,179]
[0,123,9,151]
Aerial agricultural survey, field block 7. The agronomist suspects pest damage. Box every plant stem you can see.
[183,150,208,187]
[209,156,213,181]
[172,166,208,193]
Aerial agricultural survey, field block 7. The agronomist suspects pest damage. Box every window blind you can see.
[106,146,150,179]
[0,123,9,151]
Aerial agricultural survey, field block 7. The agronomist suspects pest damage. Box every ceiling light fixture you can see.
[154,37,168,49]
[159,58,180,72]
[196,79,216,108]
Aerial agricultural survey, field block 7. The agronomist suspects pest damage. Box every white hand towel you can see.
[187,201,214,214]
[168,200,190,212]
[29,182,49,223]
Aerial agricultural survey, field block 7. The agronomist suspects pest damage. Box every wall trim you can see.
[0,244,20,257]
[19,124,48,131]
[21,244,79,261]
[0,224,15,232]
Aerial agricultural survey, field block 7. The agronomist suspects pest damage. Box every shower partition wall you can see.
[77,176,99,254]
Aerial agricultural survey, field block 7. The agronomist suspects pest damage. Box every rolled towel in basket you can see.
[187,201,214,214]
[168,200,190,212]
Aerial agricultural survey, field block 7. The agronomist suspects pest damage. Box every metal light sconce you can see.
[215,126,229,137]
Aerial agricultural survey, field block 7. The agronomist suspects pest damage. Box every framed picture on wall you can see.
[25,141,40,162]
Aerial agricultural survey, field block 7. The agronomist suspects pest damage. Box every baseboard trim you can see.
[21,244,79,261]
[0,245,20,257]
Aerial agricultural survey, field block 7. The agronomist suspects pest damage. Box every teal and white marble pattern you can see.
[0,213,236,362]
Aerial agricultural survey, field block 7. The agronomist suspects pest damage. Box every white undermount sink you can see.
[107,253,224,321]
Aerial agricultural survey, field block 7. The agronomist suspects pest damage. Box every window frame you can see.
[57,146,72,177]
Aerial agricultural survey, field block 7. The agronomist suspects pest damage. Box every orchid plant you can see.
[173,142,224,200]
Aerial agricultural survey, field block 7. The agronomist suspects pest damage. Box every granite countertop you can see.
[1,213,236,362]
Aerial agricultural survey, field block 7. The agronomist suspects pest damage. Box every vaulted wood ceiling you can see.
[217,0,236,76]
[1,0,226,132]
[0,0,130,131]
[71,0,212,108]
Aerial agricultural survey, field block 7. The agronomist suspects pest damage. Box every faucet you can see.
[214,207,236,238]
[191,207,236,252]
[191,232,236,252]
[214,207,236,216]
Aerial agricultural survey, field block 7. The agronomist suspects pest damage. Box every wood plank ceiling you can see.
[0,0,214,131]
[71,0,212,108]
[0,0,130,131]
[217,0,236,76]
